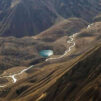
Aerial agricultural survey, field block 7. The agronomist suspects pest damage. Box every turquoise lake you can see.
[39,50,54,57]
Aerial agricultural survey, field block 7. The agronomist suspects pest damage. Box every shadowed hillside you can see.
[0,0,101,37]
[42,44,101,101]
[94,14,101,22]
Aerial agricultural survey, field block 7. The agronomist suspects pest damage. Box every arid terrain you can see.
[0,0,101,101]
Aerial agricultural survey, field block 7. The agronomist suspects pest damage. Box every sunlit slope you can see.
[1,40,101,101]
[34,18,88,41]
[0,18,87,72]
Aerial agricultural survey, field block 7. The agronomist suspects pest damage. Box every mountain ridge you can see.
[0,0,101,37]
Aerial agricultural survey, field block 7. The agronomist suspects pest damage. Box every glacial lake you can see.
[39,50,54,57]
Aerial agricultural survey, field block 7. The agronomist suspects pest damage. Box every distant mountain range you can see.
[0,0,101,37]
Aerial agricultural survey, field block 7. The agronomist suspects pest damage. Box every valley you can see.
[0,20,101,101]
[0,0,101,101]
[0,31,77,88]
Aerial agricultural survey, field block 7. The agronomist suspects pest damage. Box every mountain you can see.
[1,35,101,101]
[0,18,87,73]
[34,18,88,41]
[0,0,101,37]
[41,43,101,101]
[1,0,101,101]
[1,18,101,101]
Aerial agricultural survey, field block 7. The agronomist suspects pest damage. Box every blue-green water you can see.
[39,50,53,57]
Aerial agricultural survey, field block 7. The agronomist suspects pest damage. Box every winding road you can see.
[0,32,79,88]
[45,33,78,61]
[0,65,34,88]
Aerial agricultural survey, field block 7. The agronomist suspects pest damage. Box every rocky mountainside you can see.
[0,18,87,73]
[42,43,101,101]
[1,0,101,101]
[0,0,101,37]
[0,19,101,101]
[94,14,101,22]
[34,18,88,41]
[1,34,101,101]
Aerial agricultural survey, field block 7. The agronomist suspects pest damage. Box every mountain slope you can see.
[0,0,58,37]
[0,18,87,72]
[34,18,88,41]
[1,19,101,100]
[42,44,101,101]
[0,0,101,37]
[1,39,101,101]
